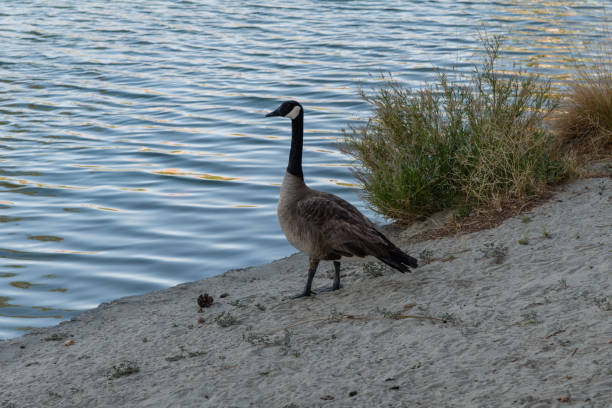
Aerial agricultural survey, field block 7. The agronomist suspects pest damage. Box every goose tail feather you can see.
[376,247,418,273]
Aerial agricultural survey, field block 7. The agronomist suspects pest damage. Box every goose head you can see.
[265,100,303,120]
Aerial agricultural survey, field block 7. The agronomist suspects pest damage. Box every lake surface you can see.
[0,0,608,339]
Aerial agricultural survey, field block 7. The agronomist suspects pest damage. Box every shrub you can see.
[342,36,570,222]
[554,39,612,159]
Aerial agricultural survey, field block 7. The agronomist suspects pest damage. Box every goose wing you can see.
[295,191,392,259]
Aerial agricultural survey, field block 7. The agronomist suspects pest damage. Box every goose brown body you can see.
[279,172,411,265]
[267,100,417,297]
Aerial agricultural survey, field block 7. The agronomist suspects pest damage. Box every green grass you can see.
[342,35,571,222]
[480,242,508,264]
[214,311,239,327]
[109,361,140,379]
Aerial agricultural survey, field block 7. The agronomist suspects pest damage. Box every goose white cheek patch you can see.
[285,106,301,120]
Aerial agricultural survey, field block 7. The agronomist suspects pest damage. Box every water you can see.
[0,0,608,339]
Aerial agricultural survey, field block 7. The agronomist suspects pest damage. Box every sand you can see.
[1,176,610,408]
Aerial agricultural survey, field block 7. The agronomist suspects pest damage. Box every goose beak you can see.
[265,107,281,117]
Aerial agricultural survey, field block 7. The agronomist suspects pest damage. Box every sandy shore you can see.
[1,176,611,408]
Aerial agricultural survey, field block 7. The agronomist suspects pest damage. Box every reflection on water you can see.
[0,0,608,339]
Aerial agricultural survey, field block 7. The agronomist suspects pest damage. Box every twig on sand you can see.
[545,329,566,339]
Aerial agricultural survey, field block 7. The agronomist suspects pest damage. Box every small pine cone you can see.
[197,293,214,309]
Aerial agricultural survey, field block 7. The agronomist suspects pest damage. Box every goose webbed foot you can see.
[285,282,342,299]
[286,260,342,298]
[312,284,343,293]
[285,290,314,300]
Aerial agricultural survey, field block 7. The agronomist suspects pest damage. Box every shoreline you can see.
[1,176,610,407]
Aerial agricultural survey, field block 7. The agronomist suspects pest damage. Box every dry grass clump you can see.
[554,43,612,159]
[342,36,570,222]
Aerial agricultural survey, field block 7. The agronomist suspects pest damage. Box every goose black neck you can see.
[287,112,304,179]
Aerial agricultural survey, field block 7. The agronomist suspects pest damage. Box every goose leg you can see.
[290,257,319,299]
[332,261,341,290]
[316,261,343,293]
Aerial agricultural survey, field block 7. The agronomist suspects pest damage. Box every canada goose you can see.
[266,100,418,298]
